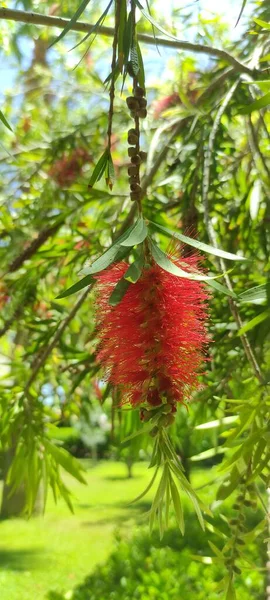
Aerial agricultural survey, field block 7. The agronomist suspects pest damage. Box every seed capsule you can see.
[131,155,141,165]
[128,147,137,157]
[139,151,147,161]
[135,86,145,97]
[138,108,147,119]
[126,96,139,110]
[128,165,139,177]
[130,183,141,193]
[128,133,138,145]
[130,191,141,201]
[138,97,147,108]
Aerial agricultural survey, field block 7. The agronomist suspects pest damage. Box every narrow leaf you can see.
[151,241,222,282]
[0,110,13,131]
[49,0,92,47]
[124,256,144,283]
[196,416,238,430]
[44,439,87,484]
[238,92,270,114]
[149,221,247,261]
[121,216,148,246]
[253,18,270,30]
[136,41,145,89]
[169,475,185,534]
[88,149,109,189]
[237,310,270,335]
[56,275,94,299]
[130,465,159,504]
[239,284,267,303]
[109,277,131,306]
[206,279,237,299]
[81,224,134,275]
[235,0,247,27]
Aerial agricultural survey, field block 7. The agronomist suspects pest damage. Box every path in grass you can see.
[0,461,152,600]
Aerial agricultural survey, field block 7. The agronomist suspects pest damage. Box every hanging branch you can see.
[107,0,121,154]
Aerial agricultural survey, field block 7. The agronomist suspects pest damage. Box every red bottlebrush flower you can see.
[152,92,181,118]
[94,250,209,410]
[49,148,92,187]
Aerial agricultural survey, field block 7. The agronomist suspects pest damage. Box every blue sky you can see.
[0,1,252,99]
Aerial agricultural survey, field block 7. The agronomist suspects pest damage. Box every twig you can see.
[5,222,62,274]
[247,115,270,181]
[202,79,265,385]
[25,285,93,393]
[107,0,121,152]
[0,8,260,77]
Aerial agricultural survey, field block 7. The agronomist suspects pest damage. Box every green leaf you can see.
[49,0,92,47]
[124,256,144,283]
[56,275,94,299]
[109,277,131,306]
[237,309,270,335]
[217,467,240,500]
[129,465,159,504]
[88,149,109,189]
[118,0,127,70]
[136,41,145,89]
[208,541,224,559]
[0,110,13,132]
[253,18,270,30]
[149,221,247,261]
[130,43,140,76]
[169,474,185,535]
[44,439,87,484]
[121,216,148,246]
[239,284,267,303]
[226,578,236,600]
[151,241,222,282]
[105,151,115,190]
[238,92,270,114]
[190,446,227,462]
[196,416,238,430]
[70,0,114,52]
[134,0,185,43]
[81,224,134,275]
[235,0,247,27]
[205,279,237,299]
[260,54,270,62]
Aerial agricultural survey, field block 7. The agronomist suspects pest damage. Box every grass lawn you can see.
[0,461,218,600]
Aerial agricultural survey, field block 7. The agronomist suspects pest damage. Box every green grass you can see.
[0,461,221,600]
[0,461,153,600]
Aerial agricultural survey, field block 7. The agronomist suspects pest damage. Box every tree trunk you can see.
[126,457,134,479]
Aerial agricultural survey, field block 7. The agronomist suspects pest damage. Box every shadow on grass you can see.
[0,547,45,571]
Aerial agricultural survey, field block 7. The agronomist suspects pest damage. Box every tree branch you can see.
[0,7,259,77]
[202,79,265,386]
[25,285,93,393]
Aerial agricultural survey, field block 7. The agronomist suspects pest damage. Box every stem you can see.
[0,8,261,78]
[24,285,92,394]
[107,0,121,152]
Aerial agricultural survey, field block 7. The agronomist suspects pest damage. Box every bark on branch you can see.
[0,7,260,77]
